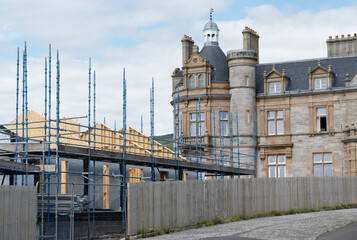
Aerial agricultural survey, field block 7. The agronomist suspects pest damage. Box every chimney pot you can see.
[342,35,344,38]
[329,36,332,39]
[354,33,357,37]
[348,34,351,37]
[335,35,338,39]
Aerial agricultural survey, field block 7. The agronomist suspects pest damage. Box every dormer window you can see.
[268,82,281,93]
[189,75,195,89]
[309,61,334,90]
[314,78,327,89]
[264,66,289,94]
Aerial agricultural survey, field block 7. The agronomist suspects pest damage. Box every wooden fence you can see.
[127,177,357,235]
[0,186,37,240]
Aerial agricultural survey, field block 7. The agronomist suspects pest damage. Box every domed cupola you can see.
[203,10,219,46]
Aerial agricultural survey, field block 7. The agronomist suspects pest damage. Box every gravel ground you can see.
[141,208,357,240]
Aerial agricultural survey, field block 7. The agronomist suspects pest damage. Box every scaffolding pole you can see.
[122,68,127,226]
[229,112,233,168]
[15,47,19,185]
[177,89,180,180]
[93,69,96,225]
[236,108,240,178]
[253,111,256,178]
[24,42,29,186]
[213,108,217,179]
[150,78,155,182]
[198,96,202,179]
[55,49,60,240]
[219,105,223,178]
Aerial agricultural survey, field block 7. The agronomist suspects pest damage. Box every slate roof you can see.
[255,55,357,94]
[199,45,229,82]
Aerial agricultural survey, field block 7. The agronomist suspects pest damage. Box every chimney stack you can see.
[242,26,260,63]
[181,35,194,66]
[327,33,357,57]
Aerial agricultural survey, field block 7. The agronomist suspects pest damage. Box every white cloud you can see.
[0,1,356,135]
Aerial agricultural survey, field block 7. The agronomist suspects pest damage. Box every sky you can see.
[0,0,356,135]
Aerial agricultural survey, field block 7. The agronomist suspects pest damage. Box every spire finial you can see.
[210,8,214,21]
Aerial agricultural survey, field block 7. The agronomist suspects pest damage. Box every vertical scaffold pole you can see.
[93,70,96,225]
[122,68,127,225]
[141,115,143,133]
[253,111,256,178]
[87,58,92,235]
[189,111,192,162]
[213,108,217,179]
[150,78,155,182]
[21,45,25,186]
[41,55,47,240]
[219,105,223,179]
[195,102,198,180]
[47,44,52,229]
[179,114,183,180]
[55,49,60,240]
[43,56,47,194]
[177,90,180,180]
[44,57,48,163]
[173,96,177,179]
[24,42,29,186]
[15,47,19,185]
[236,108,240,178]
[48,45,52,164]
[229,112,233,168]
[198,96,202,179]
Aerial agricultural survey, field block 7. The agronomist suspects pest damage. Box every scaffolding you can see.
[0,43,256,239]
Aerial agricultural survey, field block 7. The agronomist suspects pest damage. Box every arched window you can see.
[198,74,205,88]
[189,75,195,89]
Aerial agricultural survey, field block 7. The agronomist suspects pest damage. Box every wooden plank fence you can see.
[0,186,37,240]
[127,177,357,235]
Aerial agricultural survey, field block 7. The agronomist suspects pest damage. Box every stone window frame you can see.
[218,111,229,136]
[312,152,333,177]
[267,154,286,178]
[189,112,205,136]
[244,74,250,87]
[188,75,195,89]
[267,110,284,135]
[198,74,205,88]
[268,81,281,93]
[310,104,333,134]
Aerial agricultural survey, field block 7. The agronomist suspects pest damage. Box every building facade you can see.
[171,18,357,178]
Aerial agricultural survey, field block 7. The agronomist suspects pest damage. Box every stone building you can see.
[171,17,357,178]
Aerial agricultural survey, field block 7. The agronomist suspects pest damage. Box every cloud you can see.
[219,5,357,63]
[0,1,356,136]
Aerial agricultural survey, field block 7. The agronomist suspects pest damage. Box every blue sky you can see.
[0,0,356,134]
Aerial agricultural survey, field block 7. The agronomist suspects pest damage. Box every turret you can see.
[228,26,259,165]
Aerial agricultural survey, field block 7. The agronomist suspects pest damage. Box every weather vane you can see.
[210,8,214,21]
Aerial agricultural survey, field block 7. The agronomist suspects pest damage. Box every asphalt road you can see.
[144,208,357,240]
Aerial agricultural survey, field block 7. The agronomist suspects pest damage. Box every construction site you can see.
[0,44,255,239]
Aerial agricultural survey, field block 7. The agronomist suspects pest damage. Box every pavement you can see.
[142,208,357,240]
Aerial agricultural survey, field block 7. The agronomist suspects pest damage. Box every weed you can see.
[269,210,282,216]
[287,209,296,215]
[212,217,223,225]
[163,227,172,234]
[231,216,241,222]
[204,221,212,226]
[177,228,184,232]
